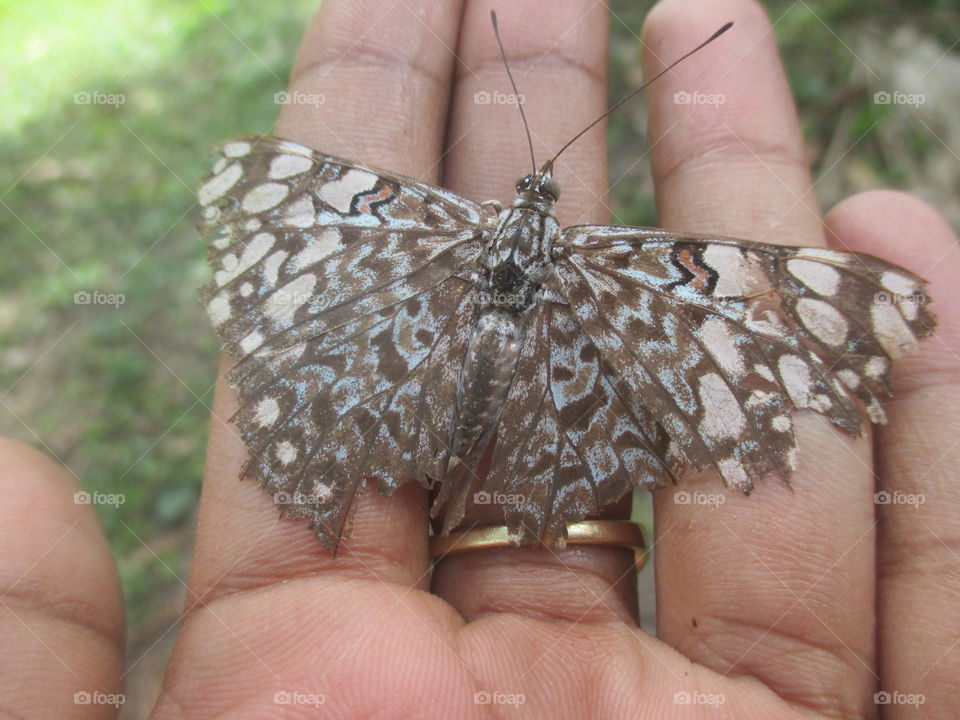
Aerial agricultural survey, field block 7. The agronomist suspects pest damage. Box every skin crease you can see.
[1,0,958,717]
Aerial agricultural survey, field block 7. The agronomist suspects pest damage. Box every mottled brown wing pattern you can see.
[197,136,485,547]
[554,226,936,491]
[430,299,680,546]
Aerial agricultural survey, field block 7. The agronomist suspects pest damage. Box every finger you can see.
[0,439,124,716]
[645,0,876,713]
[192,0,465,603]
[823,190,960,712]
[430,0,639,625]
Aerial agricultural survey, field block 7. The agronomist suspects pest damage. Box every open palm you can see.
[3,0,959,717]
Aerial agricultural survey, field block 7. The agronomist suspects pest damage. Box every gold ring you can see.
[429,519,648,569]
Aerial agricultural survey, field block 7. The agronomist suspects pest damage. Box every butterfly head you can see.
[514,170,560,212]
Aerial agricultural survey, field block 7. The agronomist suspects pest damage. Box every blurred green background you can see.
[1,0,957,714]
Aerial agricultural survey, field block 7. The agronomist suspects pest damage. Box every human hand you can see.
[3,0,958,717]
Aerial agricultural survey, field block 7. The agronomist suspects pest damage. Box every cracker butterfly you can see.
[198,20,935,549]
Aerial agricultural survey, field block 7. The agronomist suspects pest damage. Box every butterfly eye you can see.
[540,177,560,201]
[515,174,533,193]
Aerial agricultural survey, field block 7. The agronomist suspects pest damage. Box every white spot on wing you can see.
[290,229,341,271]
[265,274,317,326]
[787,258,840,296]
[312,482,333,503]
[837,369,860,389]
[699,317,746,378]
[254,397,280,426]
[222,141,251,157]
[207,294,230,326]
[277,440,297,464]
[717,457,750,489]
[698,373,746,440]
[262,250,288,287]
[778,354,812,407]
[796,298,848,347]
[703,244,745,297]
[269,153,314,179]
[754,364,775,382]
[871,301,917,357]
[772,415,791,432]
[199,162,242,205]
[240,330,263,354]
[865,356,887,379]
[281,195,316,228]
[899,296,919,322]
[745,308,789,338]
[881,271,916,296]
[242,182,290,213]
[810,394,832,412]
[866,398,887,423]
[214,232,274,286]
[319,169,378,213]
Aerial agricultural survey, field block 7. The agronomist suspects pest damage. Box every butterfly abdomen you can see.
[449,307,527,474]
[446,198,557,477]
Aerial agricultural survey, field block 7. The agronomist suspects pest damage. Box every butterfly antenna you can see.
[542,21,733,174]
[491,10,537,174]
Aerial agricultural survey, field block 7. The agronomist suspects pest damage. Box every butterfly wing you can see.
[198,136,486,548]
[553,225,936,492]
[432,295,681,546]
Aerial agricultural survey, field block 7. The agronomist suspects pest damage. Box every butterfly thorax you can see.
[479,173,559,311]
[447,174,560,476]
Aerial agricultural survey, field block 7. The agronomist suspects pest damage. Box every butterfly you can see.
[197,131,935,550]
[197,15,935,550]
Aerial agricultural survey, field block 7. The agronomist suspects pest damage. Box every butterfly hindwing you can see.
[432,298,679,546]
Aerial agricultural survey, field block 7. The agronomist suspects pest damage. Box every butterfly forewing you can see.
[554,225,936,490]
[198,137,485,547]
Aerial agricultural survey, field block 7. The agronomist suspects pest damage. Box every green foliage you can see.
[0,0,316,626]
